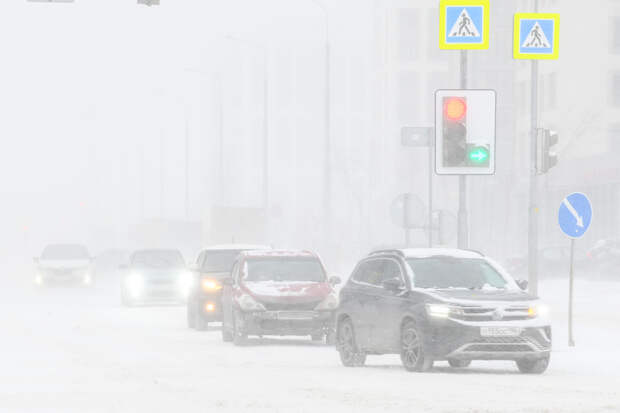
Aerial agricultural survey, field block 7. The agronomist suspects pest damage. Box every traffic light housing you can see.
[442,97,467,166]
[537,129,559,174]
[435,90,496,175]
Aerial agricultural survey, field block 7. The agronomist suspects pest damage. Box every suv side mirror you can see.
[382,278,405,292]
[328,276,341,285]
[516,279,528,290]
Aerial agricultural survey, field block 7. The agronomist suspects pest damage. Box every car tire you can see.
[221,324,233,342]
[337,318,366,367]
[194,303,209,331]
[400,320,433,372]
[516,355,550,374]
[232,311,247,346]
[448,359,471,368]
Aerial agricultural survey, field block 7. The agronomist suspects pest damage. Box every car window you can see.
[352,259,384,286]
[382,259,404,284]
[131,250,185,269]
[202,250,242,272]
[245,257,326,282]
[406,256,510,290]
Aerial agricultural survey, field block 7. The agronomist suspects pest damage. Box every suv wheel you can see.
[232,311,247,346]
[448,359,471,368]
[337,318,366,367]
[516,356,550,374]
[400,320,433,372]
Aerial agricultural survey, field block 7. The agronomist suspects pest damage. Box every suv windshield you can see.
[245,258,325,282]
[41,244,89,260]
[202,250,242,272]
[406,256,509,290]
[132,250,184,269]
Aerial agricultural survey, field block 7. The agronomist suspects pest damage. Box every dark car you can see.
[335,248,551,374]
[221,250,340,345]
[186,244,270,330]
[34,244,94,287]
[120,249,190,306]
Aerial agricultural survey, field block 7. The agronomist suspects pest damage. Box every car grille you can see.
[463,335,550,352]
[452,305,531,321]
[262,301,321,311]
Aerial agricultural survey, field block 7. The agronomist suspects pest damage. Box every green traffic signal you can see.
[467,145,490,166]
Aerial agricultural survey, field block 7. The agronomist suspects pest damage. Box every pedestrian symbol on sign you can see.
[449,9,480,37]
[522,22,550,48]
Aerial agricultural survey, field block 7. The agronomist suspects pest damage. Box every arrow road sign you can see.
[558,193,592,239]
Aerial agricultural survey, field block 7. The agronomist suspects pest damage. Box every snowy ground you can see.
[1,266,619,413]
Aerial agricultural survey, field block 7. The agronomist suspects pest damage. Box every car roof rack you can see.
[368,249,405,257]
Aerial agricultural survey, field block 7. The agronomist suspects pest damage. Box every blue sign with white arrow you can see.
[558,192,592,239]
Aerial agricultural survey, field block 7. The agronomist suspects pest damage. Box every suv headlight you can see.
[315,293,339,311]
[201,278,222,292]
[528,303,550,319]
[126,272,144,297]
[426,303,463,318]
[237,294,266,312]
[178,271,193,296]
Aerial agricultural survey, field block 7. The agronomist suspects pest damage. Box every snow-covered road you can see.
[1,271,619,413]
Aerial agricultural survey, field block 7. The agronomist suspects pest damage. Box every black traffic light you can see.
[442,96,467,167]
[537,129,559,174]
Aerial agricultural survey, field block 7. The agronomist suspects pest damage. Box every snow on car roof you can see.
[201,244,271,251]
[240,249,318,258]
[374,248,484,259]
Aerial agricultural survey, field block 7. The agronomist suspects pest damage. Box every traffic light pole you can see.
[457,50,469,249]
[528,59,539,296]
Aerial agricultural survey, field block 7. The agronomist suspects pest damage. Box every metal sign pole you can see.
[457,50,469,249]
[568,238,575,347]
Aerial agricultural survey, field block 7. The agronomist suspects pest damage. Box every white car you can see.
[34,244,94,287]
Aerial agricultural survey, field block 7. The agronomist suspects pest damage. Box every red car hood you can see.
[243,281,331,304]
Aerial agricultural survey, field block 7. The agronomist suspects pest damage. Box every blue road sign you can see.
[445,6,484,44]
[558,192,592,239]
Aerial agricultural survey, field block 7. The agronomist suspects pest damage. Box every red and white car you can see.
[221,250,340,345]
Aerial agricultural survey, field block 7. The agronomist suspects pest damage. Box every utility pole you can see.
[528,0,540,296]
[457,50,468,249]
[184,114,190,220]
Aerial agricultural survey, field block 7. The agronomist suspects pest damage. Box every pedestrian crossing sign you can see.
[514,13,560,59]
[439,0,489,50]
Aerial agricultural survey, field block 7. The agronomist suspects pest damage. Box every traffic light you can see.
[435,90,495,175]
[537,129,559,174]
[442,96,467,166]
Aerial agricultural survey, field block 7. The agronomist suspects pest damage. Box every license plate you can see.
[480,327,522,337]
[277,311,315,320]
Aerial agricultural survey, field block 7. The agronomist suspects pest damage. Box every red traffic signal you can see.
[444,97,467,122]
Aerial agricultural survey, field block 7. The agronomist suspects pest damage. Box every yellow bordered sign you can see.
[439,0,490,50]
[513,13,560,59]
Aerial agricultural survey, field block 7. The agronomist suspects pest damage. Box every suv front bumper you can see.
[427,318,551,361]
[240,310,333,337]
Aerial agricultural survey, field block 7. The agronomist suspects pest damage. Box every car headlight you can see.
[315,293,339,311]
[126,272,144,297]
[237,294,266,312]
[178,271,193,296]
[426,303,463,318]
[201,278,222,292]
[528,303,550,319]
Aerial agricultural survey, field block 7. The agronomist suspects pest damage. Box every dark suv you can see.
[335,249,551,374]
[221,250,340,345]
[186,244,270,330]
